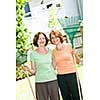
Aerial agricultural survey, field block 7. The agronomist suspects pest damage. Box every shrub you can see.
[16,0,30,80]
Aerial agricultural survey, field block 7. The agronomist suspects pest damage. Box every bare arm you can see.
[23,61,36,75]
[72,49,80,64]
[52,53,57,70]
[74,53,80,64]
[30,61,36,75]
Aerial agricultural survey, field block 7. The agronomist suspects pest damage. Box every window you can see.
[24,2,32,17]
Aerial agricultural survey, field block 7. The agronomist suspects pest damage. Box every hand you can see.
[72,49,76,55]
[22,65,29,72]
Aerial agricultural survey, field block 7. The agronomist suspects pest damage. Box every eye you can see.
[43,37,45,39]
[51,37,55,39]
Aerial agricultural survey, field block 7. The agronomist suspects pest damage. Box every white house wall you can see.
[62,0,83,18]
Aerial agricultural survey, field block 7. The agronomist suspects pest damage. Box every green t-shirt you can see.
[30,48,57,83]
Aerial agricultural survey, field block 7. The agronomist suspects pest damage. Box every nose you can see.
[40,38,44,41]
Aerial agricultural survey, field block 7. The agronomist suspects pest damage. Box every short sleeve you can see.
[30,51,35,62]
[65,43,73,53]
[68,44,73,52]
[48,48,53,55]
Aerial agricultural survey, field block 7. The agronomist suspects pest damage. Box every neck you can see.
[37,47,48,54]
[56,43,63,50]
[38,47,46,51]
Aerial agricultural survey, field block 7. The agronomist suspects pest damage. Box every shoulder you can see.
[48,48,53,54]
[48,48,52,52]
[63,43,71,47]
[63,43,72,49]
[30,50,36,55]
[52,48,56,53]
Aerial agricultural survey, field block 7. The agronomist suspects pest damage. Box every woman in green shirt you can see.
[23,32,60,100]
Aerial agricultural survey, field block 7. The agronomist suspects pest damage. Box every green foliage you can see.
[16,65,32,81]
[48,7,60,28]
[16,0,29,65]
[16,0,30,80]
[16,65,26,81]
[16,0,27,6]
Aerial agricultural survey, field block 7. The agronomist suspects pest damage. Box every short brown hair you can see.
[33,32,48,47]
[49,30,63,44]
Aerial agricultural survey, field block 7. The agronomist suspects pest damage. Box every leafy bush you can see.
[16,65,26,81]
[16,65,32,81]
[16,0,30,80]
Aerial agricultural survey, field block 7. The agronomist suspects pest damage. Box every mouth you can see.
[40,42,45,44]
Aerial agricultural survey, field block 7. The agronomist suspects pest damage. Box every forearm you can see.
[52,65,56,70]
[75,53,80,64]
[52,55,57,70]
[75,53,80,59]
[27,67,36,75]
[52,60,57,70]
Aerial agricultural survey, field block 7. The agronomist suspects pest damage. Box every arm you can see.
[52,52,57,70]
[30,61,36,75]
[23,61,36,75]
[72,49,80,64]
[75,53,80,64]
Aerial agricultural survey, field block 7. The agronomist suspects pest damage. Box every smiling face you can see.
[33,32,48,47]
[37,33,46,47]
[50,30,64,45]
[50,34,61,45]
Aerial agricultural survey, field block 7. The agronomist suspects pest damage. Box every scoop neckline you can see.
[34,48,49,55]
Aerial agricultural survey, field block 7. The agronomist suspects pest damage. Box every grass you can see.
[16,65,83,100]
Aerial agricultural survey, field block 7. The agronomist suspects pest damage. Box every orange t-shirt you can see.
[53,43,76,75]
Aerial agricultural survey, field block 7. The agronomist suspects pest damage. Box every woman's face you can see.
[37,34,46,47]
[51,34,61,45]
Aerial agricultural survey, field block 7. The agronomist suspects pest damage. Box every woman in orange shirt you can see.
[49,30,83,100]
